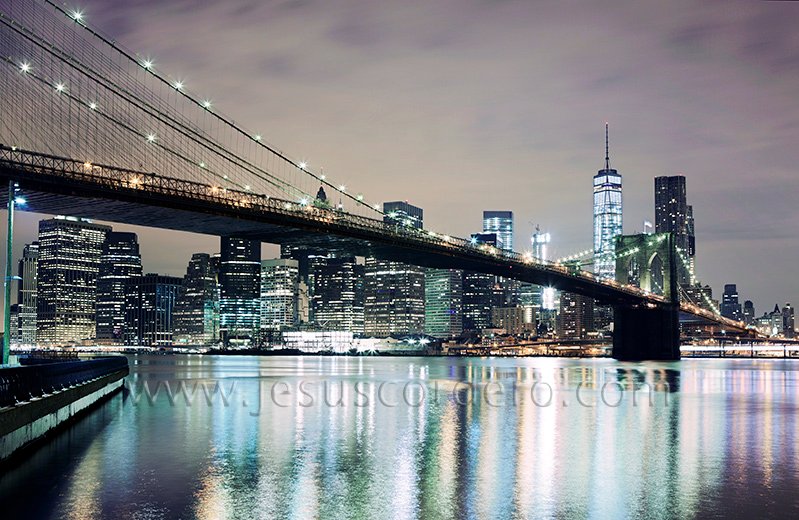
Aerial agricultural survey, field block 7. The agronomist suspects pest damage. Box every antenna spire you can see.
[605,122,610,170]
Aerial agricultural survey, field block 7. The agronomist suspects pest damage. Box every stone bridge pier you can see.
[612,232,681,361]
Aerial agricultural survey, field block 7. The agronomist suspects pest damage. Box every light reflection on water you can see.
[1,355,798,519]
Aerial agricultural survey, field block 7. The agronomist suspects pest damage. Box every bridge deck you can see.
[0,147,665,307]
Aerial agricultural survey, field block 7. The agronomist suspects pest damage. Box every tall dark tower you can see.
[96,232,142,343]
[654,175,694,285]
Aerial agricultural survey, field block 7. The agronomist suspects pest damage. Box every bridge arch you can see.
[648,252,664,296]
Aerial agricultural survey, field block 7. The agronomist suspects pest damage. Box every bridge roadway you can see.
[0,146,751,338]
[0,147,662,305]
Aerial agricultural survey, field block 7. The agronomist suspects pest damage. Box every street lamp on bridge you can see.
[3,182,25,364]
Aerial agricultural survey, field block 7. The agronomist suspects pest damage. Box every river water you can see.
[1,355,798,519]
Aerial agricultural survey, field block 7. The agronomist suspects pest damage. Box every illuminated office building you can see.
[281,244,331,324]
[462,233,499,332]
[593,124,622,280]
[312,257,364,333]
[557,292,594,340]
[364,201,425,337]
[425,268,463,339]
[17,241,38,346]
[96,232,142,344]
[173,253,219,346]
[219,237,261,346]
[124,274,182,347]
[261,259,299,330]
[36,217,110,345]
[483,211,513,251]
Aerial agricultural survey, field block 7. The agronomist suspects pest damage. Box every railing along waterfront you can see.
[0,356,128,408]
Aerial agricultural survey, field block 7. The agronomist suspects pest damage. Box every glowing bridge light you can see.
[88,101,97,110]
[83,161,92,168]
[320,174,326,180]
[338,185,346,192]
[373,204,380,210]
[201,100,211,109]
[253,134,262,141]
[356,194,364,201]
[55,82,65,92]
[19,62,30,73]
[72,10,83,22]
[146,133,156,142]
[244,185,251,190]
[300,197,309,206]
[14,196,26,206]
[199,162,206,168]
[173,80,184,90]
[142,59,153,70]
[298,162,307,170]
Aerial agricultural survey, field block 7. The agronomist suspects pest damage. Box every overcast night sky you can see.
[3,0,799,315]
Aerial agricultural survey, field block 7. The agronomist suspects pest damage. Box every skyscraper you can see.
[124,274,182,347]
[96,232,142,343]
[384,201,424,229]
[312,257,364,333]
[36,217,111,345]
[173,253,219,346]
[425,268,463,339]
[462,233,499,332]
[655,175,694,284]
[557,292,594,340]
[520,226,552,326]
[721,284,743,322]
[260,259,299,330]
[219,237,261,346]
[743,300,755,326]
[783,303,794,338]
[686,205,696,270]
[593,123,623,280]
[364,201,425,337]
[483,211,518,316]
[281,244,332,324]
[482,211,513,251]
[16,242,38,346]
[491,306,533,335]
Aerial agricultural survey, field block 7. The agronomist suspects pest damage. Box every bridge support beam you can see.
[612,304,680,361]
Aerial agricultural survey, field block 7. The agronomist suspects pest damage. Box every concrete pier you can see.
[0,357,128,463]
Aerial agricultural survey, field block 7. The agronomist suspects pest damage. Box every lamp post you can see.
[3,181,25,365]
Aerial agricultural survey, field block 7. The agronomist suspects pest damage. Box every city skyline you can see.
[3,2,799,517]
[1,0,798,317]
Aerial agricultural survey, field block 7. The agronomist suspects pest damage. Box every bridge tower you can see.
[612,233,681,360]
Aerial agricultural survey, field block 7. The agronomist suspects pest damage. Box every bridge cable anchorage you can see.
[37,0,384,217]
